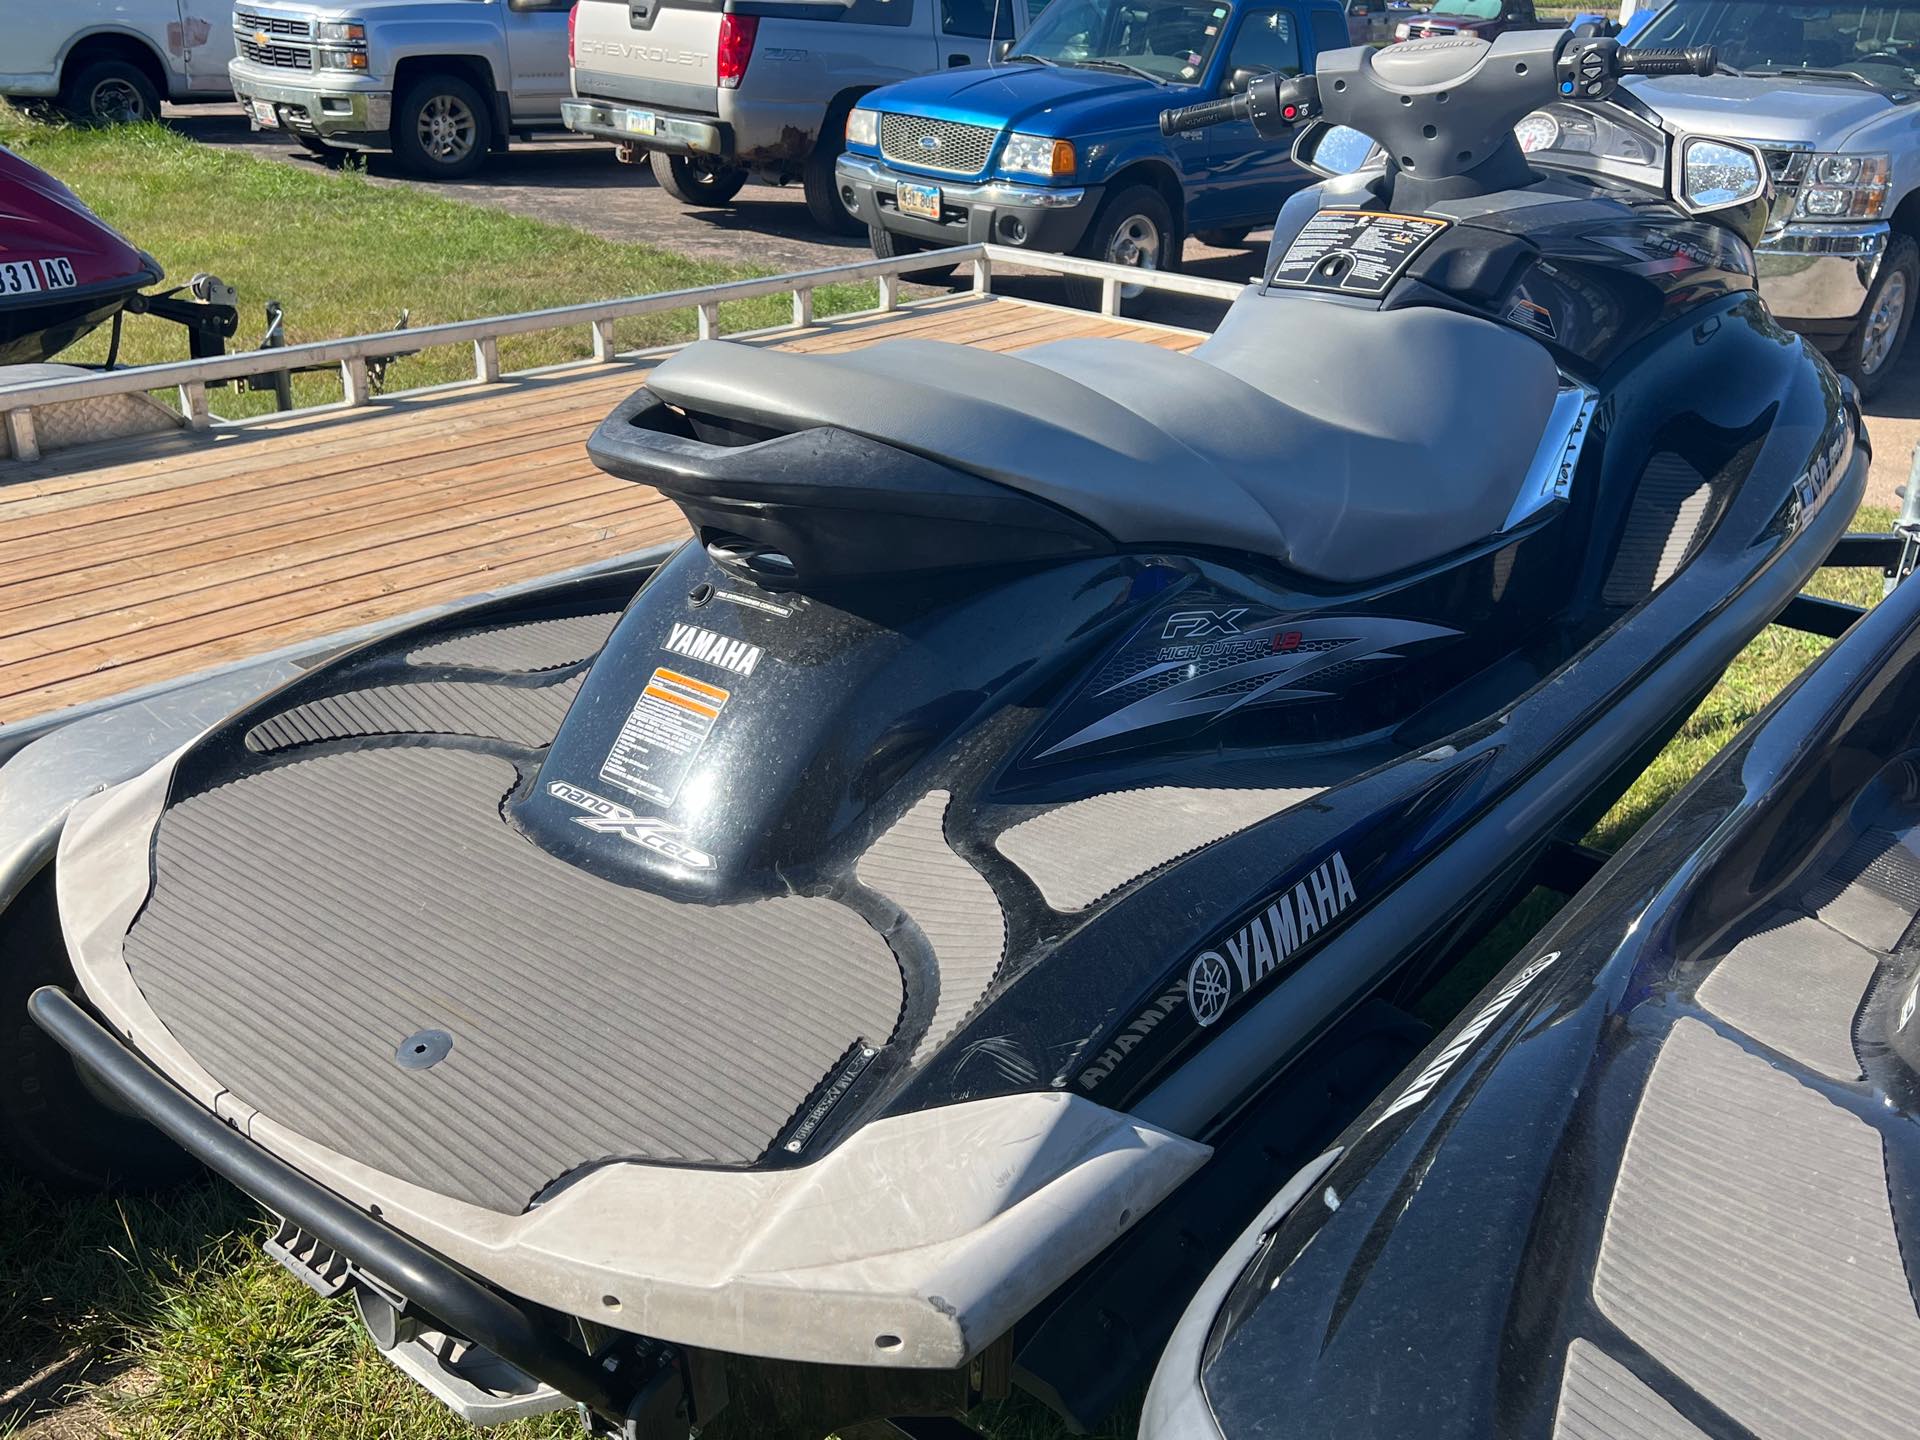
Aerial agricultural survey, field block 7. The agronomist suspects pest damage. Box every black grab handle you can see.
[1620,45,1716,76]
[1160,93,1250,135]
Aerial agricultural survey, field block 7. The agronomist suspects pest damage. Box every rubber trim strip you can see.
[26,986,625,1419]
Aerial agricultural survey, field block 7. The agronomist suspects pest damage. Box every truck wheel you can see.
[59,58,161,126]
[649,151,748,206]
[868,224,956,281]
[1195,225,1253,248]
[803,130,863,236]
[391,73,492,180]
[1834,233,1918,399]
[0,869,200,1194]
[1066,185,1177,314]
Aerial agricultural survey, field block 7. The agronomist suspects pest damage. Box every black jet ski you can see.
[0,142,236,367]
[21,28,1868,1440]
[1142,522,1920,1440]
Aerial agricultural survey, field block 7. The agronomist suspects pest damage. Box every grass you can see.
[0,105,1906,1440]
[0,111,872,420]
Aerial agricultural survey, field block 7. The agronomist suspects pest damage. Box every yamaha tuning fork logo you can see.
[1185,851,1358,1027]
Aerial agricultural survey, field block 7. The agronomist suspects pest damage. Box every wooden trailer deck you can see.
[0,278,1218,730]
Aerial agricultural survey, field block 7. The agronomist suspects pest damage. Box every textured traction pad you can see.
[406,611,622,672]
[1594,1017,1920,1440]
[1694,915,1874,1082]
[245,676,584,753]
[858,791,1007,1063]
[994,784,1322,912]
[126,748,905,1214]
[1554,1341,1706,1440]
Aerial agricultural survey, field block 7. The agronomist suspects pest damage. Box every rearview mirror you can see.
[1676,136,1768,214]
[996,37,1014,59]
[1292,121,1383,178]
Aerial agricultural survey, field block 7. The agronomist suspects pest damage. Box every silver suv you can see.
[562,0,1035,232]
[1629,0,1920,395]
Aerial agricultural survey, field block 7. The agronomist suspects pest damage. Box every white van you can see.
[1,2,238,123]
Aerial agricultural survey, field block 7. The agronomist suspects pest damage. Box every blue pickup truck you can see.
[835,0,1349,303]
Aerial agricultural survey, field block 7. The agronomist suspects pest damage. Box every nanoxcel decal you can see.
[664,621,762,677]
[1036,613,1459,759]
[546,781,716,870]
[1187,851,1358,1028]
[1367,950,1560,1130]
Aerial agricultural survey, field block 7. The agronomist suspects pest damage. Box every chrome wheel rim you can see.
[1862,270,1908,375]
[92,78,145,123]
[1105,212,1162,300]
[418,94,477,164]
[683,158,730,189]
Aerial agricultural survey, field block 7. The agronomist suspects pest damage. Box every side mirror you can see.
[1676,135,1769,214]
[996,37,1014,58]
[1292,120,1383,177]
[1226,65,1269,95]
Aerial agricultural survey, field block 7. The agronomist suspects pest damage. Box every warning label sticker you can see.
[599,666,729,808]
[1267,209,1450,296]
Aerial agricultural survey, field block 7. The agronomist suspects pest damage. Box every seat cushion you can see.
[642,293,1561,583]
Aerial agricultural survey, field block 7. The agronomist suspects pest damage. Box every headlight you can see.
[318,47,369,70]
[317,19,366,40]
[846,107,878,148]
[1796,152,1890,220]
[1001,132,1076,178]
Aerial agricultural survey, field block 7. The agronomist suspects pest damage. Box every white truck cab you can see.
[0,1,238,123]
[228,0,576,179]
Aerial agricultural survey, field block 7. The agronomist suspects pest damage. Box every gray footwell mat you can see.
[1555,1341,1705,1440]
[244,675,584,753]
[1694,915,1874,1082]
[857,791,1007,1062]
[994,784,1323,912]
[1593,1017,1920,1440]
[406,611,622,672]
[126,747,905,1213]
[1602,452,1715,606]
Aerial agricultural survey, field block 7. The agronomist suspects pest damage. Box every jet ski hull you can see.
[0,272,151,367]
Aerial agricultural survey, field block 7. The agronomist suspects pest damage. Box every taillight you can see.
[717,13,758,89]
[567,2,578,66]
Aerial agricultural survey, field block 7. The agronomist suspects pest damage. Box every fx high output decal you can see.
[546,781,716,870]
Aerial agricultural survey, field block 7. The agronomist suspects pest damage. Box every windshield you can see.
[1013,0,1232,82]
[1632,0,1920,88]
[1431,0,1503,19]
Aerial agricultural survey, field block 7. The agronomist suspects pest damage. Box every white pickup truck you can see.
[1,0,237,123]
[562,0,1033,233]
[228,0,575,179]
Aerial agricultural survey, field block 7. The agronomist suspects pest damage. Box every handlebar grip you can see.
[1159,94,1250,135]
[1620,45,1716,77]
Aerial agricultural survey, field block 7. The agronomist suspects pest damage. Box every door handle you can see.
[948,52,975,65]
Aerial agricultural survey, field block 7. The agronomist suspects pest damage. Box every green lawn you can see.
[0,106,1905,1440]
[0,112,871,419]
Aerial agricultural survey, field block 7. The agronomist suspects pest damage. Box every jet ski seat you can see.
[638,295,1561,584]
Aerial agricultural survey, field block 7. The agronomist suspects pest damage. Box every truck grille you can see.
[880,114,998,176]
[1753,144,1812,234]
[235,9,314,69]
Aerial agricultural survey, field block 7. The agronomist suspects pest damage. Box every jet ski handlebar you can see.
[1159,34,1716,180]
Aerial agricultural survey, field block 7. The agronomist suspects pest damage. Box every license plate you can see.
[251,98,279,128]
[623,108,658,137]
[0,260,43,296]
[896,182,942,221]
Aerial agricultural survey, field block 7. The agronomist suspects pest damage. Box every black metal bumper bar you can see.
[27,986,625,1418]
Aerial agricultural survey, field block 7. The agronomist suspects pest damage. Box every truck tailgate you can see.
[571,0,722,113]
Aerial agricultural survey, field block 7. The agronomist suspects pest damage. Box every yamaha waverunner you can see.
[0,142,235,366]
[1142,519,1920,1440]
[19,27,1868,1439]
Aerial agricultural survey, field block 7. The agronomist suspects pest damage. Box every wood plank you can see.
[0,297,1202,726]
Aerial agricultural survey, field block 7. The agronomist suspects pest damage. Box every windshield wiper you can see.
[1005,51,1055,64]
[1071,58,1163,82]
[1744,65,1889,89]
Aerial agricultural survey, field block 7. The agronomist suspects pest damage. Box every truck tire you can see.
[391,73,492,180]
[803,129,864,236]
[649,151,748,206]
[868,224,956,281]
[59,58,161,126]
[1066,184,1177,314]
[1833,232,1918,400]
[0,869,200,1194]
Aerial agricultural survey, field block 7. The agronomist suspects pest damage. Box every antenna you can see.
[988,0,1002,64]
